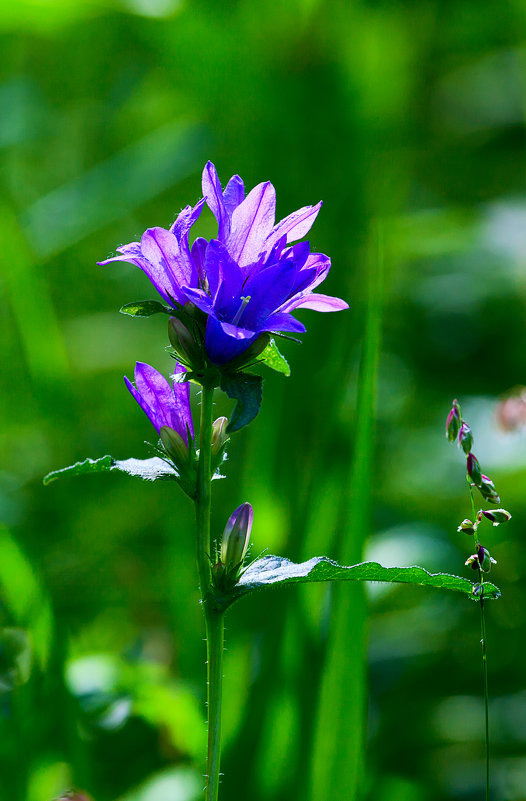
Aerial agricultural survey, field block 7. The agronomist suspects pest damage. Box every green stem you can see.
[196,384,214,598]
[195,383,225,801]
[480,598,490,801]
[205,607,225,801]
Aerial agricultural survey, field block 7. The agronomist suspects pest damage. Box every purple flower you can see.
[124,361,194,446]
[100,162,348,364]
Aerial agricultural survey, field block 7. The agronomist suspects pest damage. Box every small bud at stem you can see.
[220,502,253,571]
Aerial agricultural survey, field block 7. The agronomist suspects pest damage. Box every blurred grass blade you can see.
[0,207,70,384]
[0,526,53,669]
[22,120,209,258]
[309,224,384,800]
[234,555,497,599]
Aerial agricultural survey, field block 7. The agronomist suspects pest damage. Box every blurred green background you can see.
[2,0,526,799]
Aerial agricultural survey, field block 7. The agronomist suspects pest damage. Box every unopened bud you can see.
[482,508,511,526]
[221,502,253,570]
[446,400,462,442]
[457,519,475,535]
[160,425,188,464]
[478,474,500,504]
[168,317,199,366]
[466,453,482,485]
[472,582,484,598]
[465,554,478,570]
[477,545,496,573]
[458,422,473,454]
[211,417,229,458]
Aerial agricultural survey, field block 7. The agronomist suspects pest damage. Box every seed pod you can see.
[457,519,475,535]
[466,453,482,485]
[458,422,473,454]
[482,508,511,526]
[446,400,462,442]
[478,474,500,504]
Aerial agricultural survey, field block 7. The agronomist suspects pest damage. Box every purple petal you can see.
[286,293,349,312]
[180,286,215,316]
[223,175,245,216]
[219,321,256,340]
[265,201,322,250]
[205,316,258,364]
[204,240,244,304]
[242,261,299,328]
[171,367,194,442]
[191,237,208,284]
[170,199,205,240]
[134,362,177,433]
[227,181,276,267]
[124,375,158,431]
[202,162,230,240]
[140,228,193,304]
[261,312,306,334]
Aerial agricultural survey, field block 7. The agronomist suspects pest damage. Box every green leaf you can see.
[120,300,172,317]
[231,555,500,603]
[258,338,290,376]
[43,455,178,485]
[220,373,263,433]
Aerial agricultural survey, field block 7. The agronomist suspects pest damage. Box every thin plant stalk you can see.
[468,480,490,801]
[195,383,225,801]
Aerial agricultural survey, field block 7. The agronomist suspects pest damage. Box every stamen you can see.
[231,295,251,326]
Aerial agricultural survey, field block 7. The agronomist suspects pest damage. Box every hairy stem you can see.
[195,383,224,801]
[196,384,214,598]
[205,607,225,801]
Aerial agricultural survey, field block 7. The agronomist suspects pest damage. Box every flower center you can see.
[231,295,251,326]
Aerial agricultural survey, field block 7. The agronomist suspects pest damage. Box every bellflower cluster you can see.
[99,161,348,365]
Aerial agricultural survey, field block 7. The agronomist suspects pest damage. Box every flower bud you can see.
[168,317,200,367]
[465,554,478,570]
[221,502,253,570]
[477,474,500,504]
[446,400,461,442]
[457,519,475,535]
[482,508,511,526]
[458,422,473,455]
[160,425,188,464]
[477,545,496,573]
[466,453,482,485]
[211,417,229,458]
[472,582,484,598]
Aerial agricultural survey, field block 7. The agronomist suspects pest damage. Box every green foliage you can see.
[43,455,178,485]
[220,373,263,433]
[232,555,499,603]
[120,300,172,317]
[258,339,291,377]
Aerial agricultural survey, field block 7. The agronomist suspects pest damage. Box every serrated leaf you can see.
[259,338,290,376]
[220,373,263,433]
[230,555,500,603]
[120,300,172,317]
[43,455,178,485]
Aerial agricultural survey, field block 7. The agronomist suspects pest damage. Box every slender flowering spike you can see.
[220,502,253,570]
[466,452,482,485]
[99,161,348,366]
[458,422,473,454]
[446,400,462,442]
[124,362,194,445]
[482,508,512,526]
[457,519,476,535]
[478,474,500,504]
